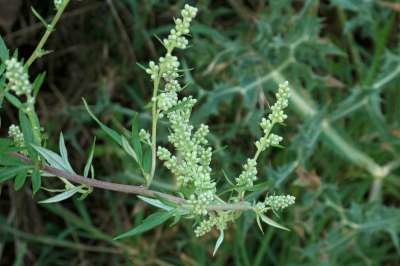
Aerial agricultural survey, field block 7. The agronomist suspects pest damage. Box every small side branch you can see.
[11,152,253,212]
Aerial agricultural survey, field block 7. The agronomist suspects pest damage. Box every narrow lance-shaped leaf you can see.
[0,35,9,61]
[14,169,28,191]
[213,230,224,256]
[260,214,289,231]
[131,114,142,163]
[39,186,83,204]
[31,7,48,27]
[256,215,264,233]
[121,136,139,163]
[31,168,41,194]
[137,196,174,211]
[59,133,75,174]
[114,211,173,240]
[5,92,22,109]
[32,145,75,175]
[19,110,33,144]
[32,72,46,97]
[83,98,122,146]
[0,165,31,183]
[143,147,152,175]
[84,137,96,177]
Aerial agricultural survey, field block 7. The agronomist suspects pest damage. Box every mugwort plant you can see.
[0,1,294,254]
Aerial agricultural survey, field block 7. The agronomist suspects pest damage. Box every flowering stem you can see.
[25,0,71,68]
[253,121,275,161]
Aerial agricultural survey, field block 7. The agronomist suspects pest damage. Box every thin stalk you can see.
[11,152,254,212]
[149,73,161,186]
[253,121,275,161]
[25,0,71,68]
[148,48,174,186]
[22,1,71,148]
[26,100,41,145]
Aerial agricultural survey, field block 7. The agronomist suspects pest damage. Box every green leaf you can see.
[31,7,48,27]
[14,169,28,190]
[31,168,41,194]
[83,98,122,146]
[0,77,5,107]
[260,214,289,231]
[32,145,75,174]
[222,170,235,186]
[256,215,264,233]
[39,186,82,204]
[131,114,142,163]
[114,211,173,240]
[213,230,224,256]
[5,92,23,109]
[121,136,139,163]
[0,141,22,158]
[0,152,24,166]
[0,35,9,62]
[32,72,46,97]
[0,165,31,183]
[143,148,152,174]
[169,213,182,227]
[19,111,33,144]
[137,196,174,211]
[84,137,96,177]
[18,110,37,158]
[58,133,74,173]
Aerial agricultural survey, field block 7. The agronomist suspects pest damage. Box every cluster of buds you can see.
[159,55,180,82]
[194,211,235,237]
[265,195,296,211]
[151,5,216,217]
[268,81,290,124]
[236,158,257,188]
[194,214,216,237]
[54,0,63,10]
[139,129,151,144]
[146,5,295,240]
[236,81,290,190]
[145,6,198,119]
[255,131,283,152]
[5,58,32,97]
[255,81,290,152]
[163,5,198,50]
[145,61,159,81]
[8,124,24,147]
[187,191,214,216]
[158,91,178,113]
[253,194,295,219]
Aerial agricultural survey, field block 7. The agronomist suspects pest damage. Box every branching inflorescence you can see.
[0,2,295,253]
[145,4,294,241]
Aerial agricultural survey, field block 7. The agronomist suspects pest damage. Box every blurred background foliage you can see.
[1,0,400,265]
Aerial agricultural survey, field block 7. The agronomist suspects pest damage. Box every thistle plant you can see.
[0,2,295,254]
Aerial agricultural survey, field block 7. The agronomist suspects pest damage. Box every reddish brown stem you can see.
[10,152,253,211]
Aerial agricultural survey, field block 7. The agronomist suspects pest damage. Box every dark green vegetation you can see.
[1,0,400,265]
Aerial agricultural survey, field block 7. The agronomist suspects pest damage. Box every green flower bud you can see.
[8,124,24,147]
[54,0,63,10]
[5,58,32,97]
[139,129,151,144]
[236,158,257,188]
[265,195,295,211]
